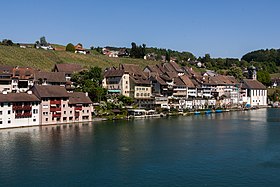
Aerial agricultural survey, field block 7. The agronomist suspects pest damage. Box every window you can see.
[0,111,2,115]
[64,111,66,114]
[87,110,89,113]
[33,119,36,122]
[33,109,38,114]
[46,118,48,122]
[8,103,11,107]
[70,111,72,114]
[63,104,65,108]
[8,110,11,115]
[63,117,67,121]
[0,121,2,124]
[8,120,11,124]
[126,81,128,84]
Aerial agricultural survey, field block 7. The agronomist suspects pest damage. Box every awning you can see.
[108,90,121,93]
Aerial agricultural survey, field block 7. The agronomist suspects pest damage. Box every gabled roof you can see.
[12,67,34,79]
[169,61,184,73]
[0,65,13,75]
[151,75,167,86]
[173,77,186,87]
[180,75,195,88]
[34,71,66,83]
[30,85,69,98]
[104,69,124,78]
[0,92,40,103]
[54,63,83,74]
[119,64,146,77]
[68,92,92,104]
[242,79,266,89]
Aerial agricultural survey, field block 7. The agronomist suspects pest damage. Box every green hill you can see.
[0,45,158,71]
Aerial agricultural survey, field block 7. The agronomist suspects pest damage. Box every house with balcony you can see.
[30,85,93,125]
[0,91,40,129]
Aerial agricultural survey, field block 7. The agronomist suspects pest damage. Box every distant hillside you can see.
[0,45,159,71]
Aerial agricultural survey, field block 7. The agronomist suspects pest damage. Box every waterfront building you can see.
[0,91,40,128]
[30,85,93,125]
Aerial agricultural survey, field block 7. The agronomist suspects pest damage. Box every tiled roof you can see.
[12,67,34,80]
[54,63,83,74]
[31,85,69,98]
[0,92,40,103]
[180,75,195,88]
[68,92,92,104]
[0,65,13,75]
[34,71,66,83]
[174,77,186,86]
[169,61,184,73]
[104,69,124,78]
[242,79,266,89]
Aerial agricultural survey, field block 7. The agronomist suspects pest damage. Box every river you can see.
[0,108,280,186]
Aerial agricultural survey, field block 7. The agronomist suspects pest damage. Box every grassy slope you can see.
[0,45,158,71]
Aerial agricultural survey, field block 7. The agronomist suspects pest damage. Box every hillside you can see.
[0,45,159,71]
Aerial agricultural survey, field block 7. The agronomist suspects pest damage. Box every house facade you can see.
[0,92,40,129]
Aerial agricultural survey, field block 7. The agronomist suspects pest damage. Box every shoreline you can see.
[0,107,271,130]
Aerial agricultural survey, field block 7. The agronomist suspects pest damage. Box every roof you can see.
[173,77,186,87]
[54,63,83,74]
[242,79,266,89]
[0,65,13,75]
[34,71,66,83]
[104,69,124,78]
[119,64,146,77]
[68,92,92,104]
[12,67,34,79]
[30,85,69,98]
[180,75,195,88]
[169,61,184,73]
[0,92,40,103]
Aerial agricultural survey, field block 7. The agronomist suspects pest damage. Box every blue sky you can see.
[0,0,279,58]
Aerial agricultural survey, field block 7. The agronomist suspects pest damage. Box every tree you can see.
[165,50,170,62]
[2,39,14,46]
[227,66,243,80]
[40,36,48,46]
[257,70,271,86]
[71,66,107,102]
[66,43,75,52]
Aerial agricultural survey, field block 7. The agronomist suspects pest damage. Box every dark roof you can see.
[169,61,184,73]
[34,71,66,83]
[30,85,69,98]
[242,79,266,89]
[0,65,13,75]
[68,92,92,104]
[54,63,83,74]
[104,69,124,78]
[0,92,40,103]
[174,77,186,87]
[12,67,34,79]
[180,75,195,88]
[119,64,146,77]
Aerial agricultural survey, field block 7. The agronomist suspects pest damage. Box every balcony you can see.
[50,100,61,105]
[15,112,32,118]
[75,106,82,111]
[13,105,32,110]
[50,107,61,112]
[53,113,61,118]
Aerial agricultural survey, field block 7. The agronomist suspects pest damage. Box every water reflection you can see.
[0,109,280,186]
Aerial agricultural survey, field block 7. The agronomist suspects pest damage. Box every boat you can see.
[205,110,212,115]
[194,111,201,115]
[215,109,223,113]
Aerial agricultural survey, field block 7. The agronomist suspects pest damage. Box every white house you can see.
[0,91,40,129]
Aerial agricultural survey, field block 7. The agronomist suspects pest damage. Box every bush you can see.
[66,43,75,52]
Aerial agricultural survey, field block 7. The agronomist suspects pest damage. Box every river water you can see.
[0,108,280,186]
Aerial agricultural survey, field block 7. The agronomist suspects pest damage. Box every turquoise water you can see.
[0,109,280,186]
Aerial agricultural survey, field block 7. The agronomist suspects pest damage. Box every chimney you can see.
[85,92,88,97]
[27,90,32,95]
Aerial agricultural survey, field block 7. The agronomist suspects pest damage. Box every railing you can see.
[13,105,32,110]
[52,113,61,117]
[50,107,61,112]
[50,100,61,105]
[75,106,82,111]
[15,113,32,118]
